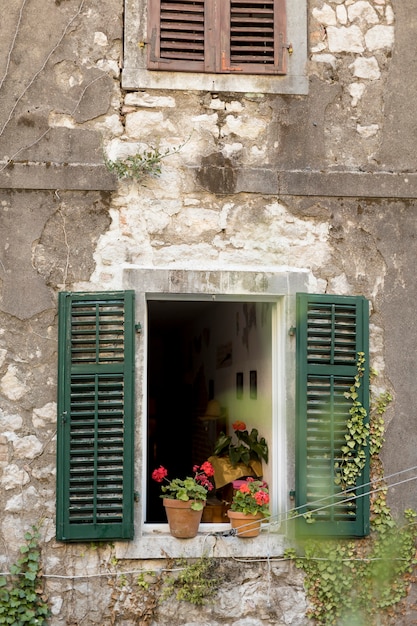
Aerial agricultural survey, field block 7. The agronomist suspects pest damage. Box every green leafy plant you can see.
[151,462,215,511]
[161,557,221,606]
[335,352,370,489]
[286,509,417,625]
[213,420,268,467]
[229,478,270,516]
[286,375,416,625]
[104,140,187,182]
[0,525,50,625]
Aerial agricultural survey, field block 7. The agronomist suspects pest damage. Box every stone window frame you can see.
[122,0,308,95]
[114,267,306,560]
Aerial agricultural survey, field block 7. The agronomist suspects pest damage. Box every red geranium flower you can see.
[151,466,168,483]
[254,490,270,505]
[232,420,246,431]
[200,461,215,477]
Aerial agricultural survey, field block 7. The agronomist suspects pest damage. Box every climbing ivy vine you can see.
[286,373,417,625]
[0,525,50,625]
[335,352,370,490]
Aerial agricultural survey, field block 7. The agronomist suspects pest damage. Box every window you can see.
[147,0,287,75]
[122,0,308,94]
[56,272,370,553]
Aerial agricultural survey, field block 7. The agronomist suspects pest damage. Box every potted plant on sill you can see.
[227,477,270,538]
[209,420,269,490]
[151,461,215,538]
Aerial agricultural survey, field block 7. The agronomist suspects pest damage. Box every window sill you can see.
[121,68,308,96]
[115,523,286,559]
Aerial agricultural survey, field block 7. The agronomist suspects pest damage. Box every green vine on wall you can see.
[335,352,370,490]
[108,555,222,625]
[286,374,417,625]
[286,509,417,625]
[0,525,50,625]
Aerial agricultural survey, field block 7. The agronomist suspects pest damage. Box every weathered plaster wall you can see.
[1,0,417,623]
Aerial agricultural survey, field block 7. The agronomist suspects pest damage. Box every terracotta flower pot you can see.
[163,498,205,538]
[227,510,263,538]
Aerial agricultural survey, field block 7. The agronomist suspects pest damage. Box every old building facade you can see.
[1,0,417,624]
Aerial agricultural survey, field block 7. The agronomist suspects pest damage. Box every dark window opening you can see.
[146,299,273,523]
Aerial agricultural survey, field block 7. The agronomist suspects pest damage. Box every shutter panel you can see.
[148,0,207,72]
[147,0,287,75]
[56,291,135,541]
[227,0,286,74]
[295,294,370,537]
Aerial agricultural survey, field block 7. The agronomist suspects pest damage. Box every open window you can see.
[56,272,370,554]
[146,299,274,524]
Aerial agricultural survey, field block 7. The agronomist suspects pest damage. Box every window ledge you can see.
[121,68,308,96]
[115,524,286,559]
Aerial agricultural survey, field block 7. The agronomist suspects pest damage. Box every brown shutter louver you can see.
[147,0,287,75]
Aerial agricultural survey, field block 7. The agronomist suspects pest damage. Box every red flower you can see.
[200,461,215,477]
[239,483,251,494]
[232,420,246,431]
[254,490,270,505]
[151,466,168,483]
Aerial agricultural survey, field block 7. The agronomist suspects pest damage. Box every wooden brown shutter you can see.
[225,0,287,74]
[148,0,207,72]
[147,0,287,75]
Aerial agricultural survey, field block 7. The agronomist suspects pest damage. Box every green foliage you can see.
[369,391,392,456]
[286,508,417,625]
[161,476,208,510]
[213,427,268,466]
[161,557,221,606]
[335,352,370,489]
[104,140,186,183]
[287,374,416,625]
[0,526,50,625]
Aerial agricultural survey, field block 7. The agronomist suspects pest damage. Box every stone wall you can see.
[1,0,417,623]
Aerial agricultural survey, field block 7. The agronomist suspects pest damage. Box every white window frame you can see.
[122,0,308,95]
[114,268,307,559]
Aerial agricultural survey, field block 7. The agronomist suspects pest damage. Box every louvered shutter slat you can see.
[296,293,370,537]
[57,291,135,542]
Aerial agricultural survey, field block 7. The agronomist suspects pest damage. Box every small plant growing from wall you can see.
[104,138,189,183]
[0,525,50,625]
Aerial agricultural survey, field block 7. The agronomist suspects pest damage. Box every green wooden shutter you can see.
[295,294,370,537]
[56,291,135,541]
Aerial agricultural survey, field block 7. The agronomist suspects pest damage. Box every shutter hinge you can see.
[134,491,140,502]
[135,323,142,334]
[283,42,293,55]
[289,490,296,500]
[289,326,296,336]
